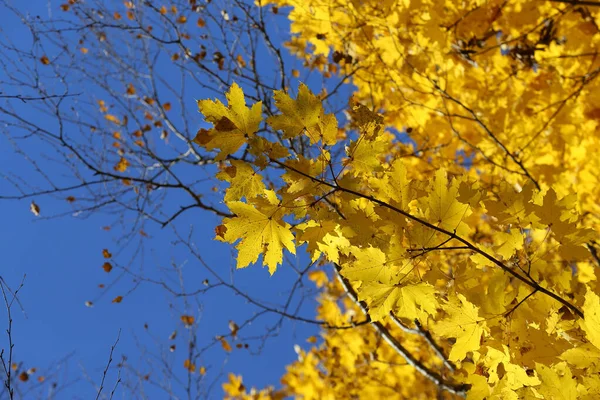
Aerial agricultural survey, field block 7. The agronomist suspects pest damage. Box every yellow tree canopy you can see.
[198,0,600,398]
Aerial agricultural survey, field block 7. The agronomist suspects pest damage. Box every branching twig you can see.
[95,329,122,400]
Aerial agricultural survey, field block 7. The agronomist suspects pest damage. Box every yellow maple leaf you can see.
[483,345,540,389]
[581,289,600,350]
[342,246,407,284]
[296,220,338,261]
[357,281,438,322]
[280,155,328,198]
[531,188,577,238]
[345,133,390,176]
[221,191,295,274]
[267,83,337,144]
[493,229,524,259]
[223,373,245,398]
[535,362,578,400]
[435,294,486,362]
[422,169,471,236]
[378,159,412,210]
[196,82,262,160]
[216,160,266,202]
[560,343,600,369]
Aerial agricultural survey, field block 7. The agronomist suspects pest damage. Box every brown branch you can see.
[95,329,121,400]
[389,314,456,373]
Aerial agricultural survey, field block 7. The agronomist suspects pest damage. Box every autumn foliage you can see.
[3,0,600,398]
[197,0,600,399]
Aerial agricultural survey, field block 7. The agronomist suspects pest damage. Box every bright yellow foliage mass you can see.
[194,0,600,398]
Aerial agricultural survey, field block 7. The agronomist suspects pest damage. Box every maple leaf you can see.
[221,191,295,274]
[281,155,326,194]
[535,362,578,400]
[348,103,384,136]
[308,270,328,288]
[581,289,600,350]
[267,83,337,144]
[421,169,471,236]
[560,343,600,369]
[196,82,262,160]
[222,374,245,397]
[482,345,540,389]
[344,133,390,176]
[216,160,266,201]
[531,188,577,238]
[296,219,338,261]
[357,281,438,322]
[378,159,412,210]
[342,245,407,284]
[435,294,486,362]
[493,229,524,259]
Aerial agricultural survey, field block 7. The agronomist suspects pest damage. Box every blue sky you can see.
[0,1,353,398]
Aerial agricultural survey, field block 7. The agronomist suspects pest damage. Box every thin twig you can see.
[95,329,121,400]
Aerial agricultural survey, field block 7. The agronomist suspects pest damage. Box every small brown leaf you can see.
[181,315,195,327]
[228,320,239,338]
[220,338,232,352]
[30,201,40,216]
[104,114,121,125]
[102,249,112,259]
[184,359,195,372]
[112,296,123,303]
[18,372,29,382]
[102,262,113,273]
[40,55,50,65]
